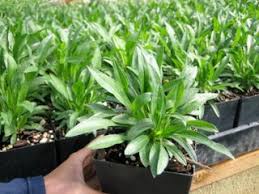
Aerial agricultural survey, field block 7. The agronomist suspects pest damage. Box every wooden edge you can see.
[191,149,259,191]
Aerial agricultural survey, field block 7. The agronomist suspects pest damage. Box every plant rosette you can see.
[66,48,233,194]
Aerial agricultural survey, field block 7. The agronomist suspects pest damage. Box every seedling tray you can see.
[55,134,93,164]
[236,95,259,126]
[203,99,239,132]
[0,142,57,182]
[196,122,259,166]
[95,160,193,194]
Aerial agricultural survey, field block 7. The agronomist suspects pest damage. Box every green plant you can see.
[0,56,47,144]
[66,47,233,177]
[228,33,259,92]
[46,27,102,130]
[0,21,50,143]
[0,0,256,152]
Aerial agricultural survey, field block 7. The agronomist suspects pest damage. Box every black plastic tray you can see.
[196,122,259,166]
[55,134,93,164]
[95,160,193,194]
[0,142,57,182]
[236,95,259,126]
[203,99,239,132]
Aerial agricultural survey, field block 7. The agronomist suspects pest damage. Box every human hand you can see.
[44,148,104,194]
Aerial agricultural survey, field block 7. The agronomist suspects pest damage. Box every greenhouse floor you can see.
[191,150,259,194]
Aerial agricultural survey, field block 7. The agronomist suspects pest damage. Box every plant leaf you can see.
[112,114,136,125]
[87,134,125,149]
[89,67,131,108]
[172,136,197,161]
[127,118,153,139]
[149,142,169,177]
[66,117,116,137]
[163,140,187,165]
[139,142,151,167]
[187,119,218,133]
[125,135,150,155]
[174,130,234,159]
[48,74,72,101]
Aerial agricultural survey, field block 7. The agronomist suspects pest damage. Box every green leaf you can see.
[127,118,153,139]
[246,35,253,53]
[89,67,131,108]
[172,136,197,161]
[210,102,220,118]
[132,92,152,112]
[141,48,162,87]
[112,114,136,125]
[187,120,218,133]
[149,143,169,177]
[88,103,116,117]
[10,134,17,145]
[194,93,218,106]
[174,130,234,159]
[48,74,72,101]
[92,47,102,68]
[132,46,146,93]
[125,135,150,155]
[38,35,53,64]
[113,63,129,97]
[182,66,197,87]
[163,140,187,165]
[167,80,185,108]
[87,134,125,149]
[151,87,166,124]
[165,22,177,44]
[68,112,80,129]
[66,117,117,137]
[20,101,36,113]
[139,142,151,167]
[4,52,17,70]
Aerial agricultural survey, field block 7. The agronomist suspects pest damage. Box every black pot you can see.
[203,99,239,132]
[196,122,259,166]
[55,134,93,164]
[236,94,259,126]
[95,160,193,194]
[0,142,57,182]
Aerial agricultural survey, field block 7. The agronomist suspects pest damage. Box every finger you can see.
[85,174,103,191]
[84,164,96,181]
[82,185,106,194]
[74,147,95,164]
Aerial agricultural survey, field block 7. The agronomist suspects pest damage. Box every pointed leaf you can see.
[174,130,234,159]
[89,68,131,108]
[48,74,72,101]
[163,140,187,165]
[172,136,197,161]
[149,143,169,177]
[66,118,116,137]
[139,142,151,167]
[187,120,218,133]
[112,114,136,125]
[87,134,125,150]
[125,135,150,155]
[127,119,153,139]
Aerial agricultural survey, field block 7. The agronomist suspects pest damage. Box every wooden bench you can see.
[191,150,259,194]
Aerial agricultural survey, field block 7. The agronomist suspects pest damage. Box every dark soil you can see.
[218,88,259,102]
[218,91,240,102]
[0,130,55,152]
[95,143,193,175]
[241,88,259,97]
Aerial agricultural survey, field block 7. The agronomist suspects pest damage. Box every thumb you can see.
[73,147,95,166]
[82,185,106,194]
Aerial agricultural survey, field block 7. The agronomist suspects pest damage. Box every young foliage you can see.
[0,63,47,144]
[46,28,102,130]
[67,47,233,177]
